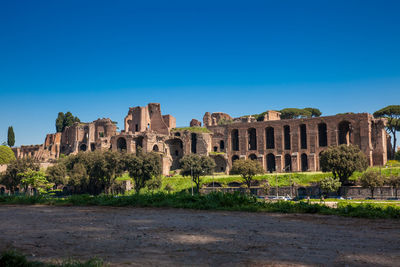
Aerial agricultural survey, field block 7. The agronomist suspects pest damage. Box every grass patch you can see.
[1,192,399,219]
[171,127,211,133]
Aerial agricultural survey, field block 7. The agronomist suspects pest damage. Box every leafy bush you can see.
[0,145,15,164]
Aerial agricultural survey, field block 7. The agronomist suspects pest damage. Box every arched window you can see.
[266,153,275,173]
[220,140,225,150]
[301,153,308,172]
[79,144,87,152]
[191,133,197,153]
[232,155,239,164]
[284,125,291,150]
[117,138,127,152]
[249,154,257,160]
[265,127,275,149]
[318,123,327,147]
[231,129,239,151]
[153,145,159,152]
[338,121,351,145]
[248,128,257,150]
[300,124,307,149]
[284,154,292,172]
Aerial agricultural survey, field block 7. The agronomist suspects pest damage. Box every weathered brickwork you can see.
[13,104,388,175]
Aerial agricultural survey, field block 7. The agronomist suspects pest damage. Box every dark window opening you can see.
[90,143,96,151]
[338,121,351,145]
[284,125,291,150]
[266,153,276,173]
[248,128,257,150]
[249,154,257,160]
[232,155,239,164]
[300,124,307,149]
[99,132,104,138]
[266,127,275,149]
[117,138,127,152]
[174,132,181,137]
[175,150,179,156]
[220,140,225,150]
[153,145,159,152]
[191,133,197,153]
[79,144,87,152]
[301,153,308,172]
[231,129,239,151]
[213,146,218,152]
[318,123,328,147]
[284,154,292,172]
[135,124,139,132]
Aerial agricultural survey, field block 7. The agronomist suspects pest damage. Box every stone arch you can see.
[232,155,239,165]
[214,156,227,173]
[248,128,257,150]
[220,140,225,150]
[265,127,275,149]
[301,153,308,172]
[79,143,87,152]
[117,137,127,152]
[248,153,257,160]
[231,129,239,151]
[153,144,159,152]
[284,154,292,172]
[299,124,307,149]
[318,122,328,147]
[266,153,276,173]
[166,138,183,170]
[284,125,291,150]
[338,121,351,145]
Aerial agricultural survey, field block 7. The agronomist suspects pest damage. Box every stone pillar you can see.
[291,152,299,172]
[308,153,316,171]
[275,154,283,172]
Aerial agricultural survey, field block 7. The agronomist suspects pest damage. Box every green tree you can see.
[320,144,368,184]
[0,145,16,164]
[19,169,53,195]
[103,151,125,194]
[230,159,264,190]
[56,112,65,132]
[0,158,39,194]
[319,176,341,197]
[68,163,89,193]
[395,150,400,161]
[46,163,68,187]
[388,175,400,199]
[146,175,162,192]
[56,111,80,132]
[279,108,312,119]
[180,154,216,194]
[359,170,385,199]
[125,152,162,194]
[7,126,15,147]
[373,105,400,159]
[304,107,322,117]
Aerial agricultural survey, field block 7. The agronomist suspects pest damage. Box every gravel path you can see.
[0,205,399,266]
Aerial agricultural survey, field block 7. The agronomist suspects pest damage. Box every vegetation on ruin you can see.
[171,127,211,133]
[56,111,81,132]
[373,105,400,159]
[320,144,368,184]
[7,126,15,147]
[1,192,400,219]
[0,249,103,267]
[248,107,322,121]
[0,145,16,164]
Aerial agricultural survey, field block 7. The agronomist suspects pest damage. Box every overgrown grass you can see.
[0,250,103,267]
[1,192,399,219]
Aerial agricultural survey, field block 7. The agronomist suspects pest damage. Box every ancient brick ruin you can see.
[12,103,389,175]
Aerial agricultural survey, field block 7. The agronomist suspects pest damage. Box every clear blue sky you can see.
[1,0,399,146]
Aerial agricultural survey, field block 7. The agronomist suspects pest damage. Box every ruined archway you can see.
[284,125,291,150]
[214,156,227,173]
[79,144,87,152]
[300,124,307,149]
[338,121,351,145]
[232,155,239,165]
[166,138,183,170]
[318,122,328,147]
[301,153,308,172]
[153,145,159,152]
[220,140,225,150]
[266,127,275,149]
[284,154,292,172]
[266,153,276,173]
[249,154,257,160]
[248,128,257,150]
[117,137,127,152]
[231,129,239,151]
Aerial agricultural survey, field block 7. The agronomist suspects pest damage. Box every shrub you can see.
[0,145,15,164]
[359,170,385,198]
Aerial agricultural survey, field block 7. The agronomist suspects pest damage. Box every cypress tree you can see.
[7,126,15,147]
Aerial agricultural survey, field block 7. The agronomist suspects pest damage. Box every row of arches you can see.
[230,120,352,152]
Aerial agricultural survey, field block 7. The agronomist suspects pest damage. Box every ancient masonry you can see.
[13,103,389,175]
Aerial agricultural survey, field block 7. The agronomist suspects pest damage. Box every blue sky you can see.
[0,0,399,146]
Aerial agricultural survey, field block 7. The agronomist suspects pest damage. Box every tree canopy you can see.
[359,170,384,198]
[0,157,39,193]
[320,144,368,185]
[319,177,341,196]
[56,112,80,132]
[230,159,264,189]
[0,145,16,164]
[180,154,216,193]
[7,126,15,147]
[279,108,321,120]
[373,105,400,159]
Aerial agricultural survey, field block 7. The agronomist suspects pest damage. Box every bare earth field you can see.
[0,205,399,266]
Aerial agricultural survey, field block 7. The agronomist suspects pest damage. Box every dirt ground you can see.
[0,205,399,266]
